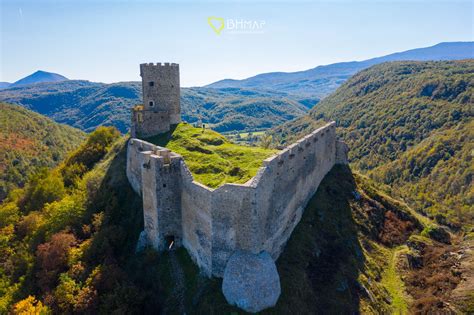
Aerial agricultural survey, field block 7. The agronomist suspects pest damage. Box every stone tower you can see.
[131,62,181,138]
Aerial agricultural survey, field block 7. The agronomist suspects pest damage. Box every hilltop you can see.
[0,103,85,201]
[146,123,277,188]
[269,59,473,227]
[1,70,69,89]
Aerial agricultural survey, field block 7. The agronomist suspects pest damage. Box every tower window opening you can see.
[149,101,154,107]
[149,81,154,87]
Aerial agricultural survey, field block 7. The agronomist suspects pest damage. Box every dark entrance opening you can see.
[165,235,175,250]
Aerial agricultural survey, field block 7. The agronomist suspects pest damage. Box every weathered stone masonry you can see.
[127,62,348,311]
[127,121,348,277]
[131,63,180,138]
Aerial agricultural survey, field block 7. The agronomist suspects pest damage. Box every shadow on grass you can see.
[144,124,178,147]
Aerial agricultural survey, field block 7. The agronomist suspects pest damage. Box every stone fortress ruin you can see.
[127,62,348,312]
[131,63,180,138]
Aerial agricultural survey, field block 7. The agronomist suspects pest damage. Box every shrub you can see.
[53,273,79,312]
[43,194,86,235]
[421,225,451,244]
[16,211,45,239]
[36,232,77,291]
[19,169,66,213]
[11,295,50,315]
[64,127,120,171]
[0,202,20,228]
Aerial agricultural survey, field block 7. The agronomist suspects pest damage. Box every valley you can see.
[0,81,309,134]
[269,60,474,228]
[1,0,473,310]
[0,51,473,314]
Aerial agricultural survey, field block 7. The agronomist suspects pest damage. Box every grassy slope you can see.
[0,103,85,201]
[268,60,473,226]
[146,123,277,188]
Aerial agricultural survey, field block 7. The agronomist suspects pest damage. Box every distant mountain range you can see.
[206,42,474,98]
[1,70,68,89]
[0,42,472,134]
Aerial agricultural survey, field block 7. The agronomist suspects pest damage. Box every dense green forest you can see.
[0,126,134,313]
[0,103,85,202]
[3,126,469,313]
[269,60,473,227]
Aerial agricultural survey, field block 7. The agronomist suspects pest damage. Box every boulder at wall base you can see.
[222,250,281,313]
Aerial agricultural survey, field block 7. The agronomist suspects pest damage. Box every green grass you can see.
[236,131,265,139]
[146,123,278,188]
[381,245,410,314]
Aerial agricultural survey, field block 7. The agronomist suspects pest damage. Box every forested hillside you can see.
[0,81,309,134]
[0,103,85,201]
[3,127,469,313]
[269,60,473,227]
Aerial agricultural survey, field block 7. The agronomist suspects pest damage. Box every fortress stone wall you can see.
[128,62,348,311]
[131,63,180,138]
[127,121,348,277]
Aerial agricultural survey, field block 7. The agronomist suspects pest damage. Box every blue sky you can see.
[1,0,473,86]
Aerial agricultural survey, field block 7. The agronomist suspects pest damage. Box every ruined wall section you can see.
[253,122,337,259]
[210,183,257,276]
[140,149,183,250]
[180,167,214,276]
[131,110,170,138]
[126,139,157,195]
[126,122,346,277]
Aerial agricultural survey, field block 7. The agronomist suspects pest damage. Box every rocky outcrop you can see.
[222,251,281,313]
